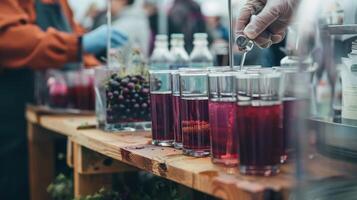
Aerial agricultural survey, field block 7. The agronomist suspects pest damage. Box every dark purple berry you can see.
[113,90,119,97]
[109,80,120,88]
[127,82,135,90]
[141,103,148,108]
[131,77,138,84]
[123,87,129,94]
[141,88,149,95]
[121,78,129,86]
[118,95,124,101]
[107,92,113,99]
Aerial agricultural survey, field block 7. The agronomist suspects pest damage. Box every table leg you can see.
[27,122,55,200]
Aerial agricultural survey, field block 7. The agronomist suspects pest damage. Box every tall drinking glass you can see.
[180,69,210,157]
[274,67,313,163]
[209,71,239,166]
[171,71,182,149]
[149,70,174,146]
[236,70,284,176]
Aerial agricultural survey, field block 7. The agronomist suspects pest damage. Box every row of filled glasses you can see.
[149,66,309,176]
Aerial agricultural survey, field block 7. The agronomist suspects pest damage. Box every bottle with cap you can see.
[189,33,213,68]
[170,34,189,69]
[150,35,173,70]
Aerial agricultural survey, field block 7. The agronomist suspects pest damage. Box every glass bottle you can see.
[190,33,213,68]
[170,34,189,69]
[341,40,357,126]
[150,35,172,70]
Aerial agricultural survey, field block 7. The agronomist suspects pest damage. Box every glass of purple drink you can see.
[180,69,210,157]
[149,70,175,146]
[171,71,183,149]
[208,71,239,166]
[274,67,313,163]
[236,70,284,176]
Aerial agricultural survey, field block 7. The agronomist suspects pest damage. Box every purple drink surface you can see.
[181,97,210,151]
[172,95,182,144]
[151,92,174,141]
[209,101,238,164]
[237,104,283,167]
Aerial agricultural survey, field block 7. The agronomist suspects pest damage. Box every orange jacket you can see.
[0,0,100,69]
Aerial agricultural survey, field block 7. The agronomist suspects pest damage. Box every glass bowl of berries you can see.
[95,67,151,132]
[95,47,152,133]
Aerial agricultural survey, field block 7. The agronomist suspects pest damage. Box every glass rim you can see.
[178,68,209,76]
[235,70,281,79]
[178,67,208,72]
[149,69,177,74]
[232,65,262,70]
[273,66,316,74]
[208,70,244,77]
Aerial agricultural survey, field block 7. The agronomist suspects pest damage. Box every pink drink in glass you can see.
[49,82,68,108]
[209,101,238,166]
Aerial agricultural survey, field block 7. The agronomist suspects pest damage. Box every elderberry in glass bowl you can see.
[95,67,151,132]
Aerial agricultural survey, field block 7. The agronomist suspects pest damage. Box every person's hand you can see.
[236,0,299,48]
[82,25,128,55]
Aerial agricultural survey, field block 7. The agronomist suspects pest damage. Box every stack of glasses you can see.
[149,67,307,176]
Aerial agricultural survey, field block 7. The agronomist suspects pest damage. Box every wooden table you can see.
[26,106,296,200]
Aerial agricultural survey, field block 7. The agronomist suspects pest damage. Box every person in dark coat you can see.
[168,0,209,52]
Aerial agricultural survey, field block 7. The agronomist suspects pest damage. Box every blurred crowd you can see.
[68,0,285,67]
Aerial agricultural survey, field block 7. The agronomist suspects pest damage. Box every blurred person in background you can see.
[0,0,127,199]
[168,0,208,52]
[144,0,159,54]
[202,0,229,42]
[92,0,151,57]
[201,0,230,66]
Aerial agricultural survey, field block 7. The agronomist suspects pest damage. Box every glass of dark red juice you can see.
[236,70,284,176]
[149,70,174,146]
[171,71,183,149]
[208,71,239,166]
[180,69,210,157]
[274,67,313,163]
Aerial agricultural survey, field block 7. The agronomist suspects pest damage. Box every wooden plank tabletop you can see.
[26,106,350,200]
